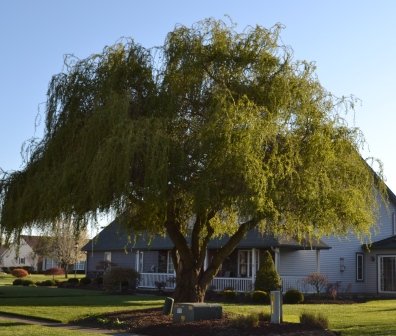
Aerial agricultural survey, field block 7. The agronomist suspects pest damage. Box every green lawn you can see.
[223,300,396,336]
[0,273,85,286]
[0,320,108,336]
[1,286,396,336]
[0,286,163,322]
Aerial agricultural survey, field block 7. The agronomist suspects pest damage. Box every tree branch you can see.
[199,218,259,286]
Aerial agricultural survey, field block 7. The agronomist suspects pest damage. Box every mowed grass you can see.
[0,273,85,285]
[0,320,108,336]
[0,286,163,322]
[223,300,396,336]
[1,285,396,336]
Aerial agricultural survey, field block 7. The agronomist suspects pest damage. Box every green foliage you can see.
[13,278,24,285]
[284,289,304,304]
[221,289,237,301]
[103,267,139,291]
[36,279,56,286]
[21,279,35,286]
[0,18,386,301]
[251,290,270,304]
[300,312,329,329]
[254,250,281,292]
[11,268,29,278]
[231,313,260,328]
[79,277,92,285]
[67,278,80,285]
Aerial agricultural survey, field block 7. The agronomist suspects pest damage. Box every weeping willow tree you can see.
[0,19,385,302]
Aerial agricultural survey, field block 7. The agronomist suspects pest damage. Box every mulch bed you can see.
[75,308,340,336]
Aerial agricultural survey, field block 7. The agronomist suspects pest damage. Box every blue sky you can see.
[1,0,396,191]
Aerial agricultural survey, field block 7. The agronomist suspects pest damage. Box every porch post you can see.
[251,248,257,285]
[135,250,140,271]
[274,248,280,272]
[316,250,320,273]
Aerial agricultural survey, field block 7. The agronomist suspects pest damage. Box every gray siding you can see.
[279,250,318,276]
[320,196,396,293]
[86,250,136,273]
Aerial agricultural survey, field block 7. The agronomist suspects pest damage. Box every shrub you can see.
[37,279,56,286]
[284,289,304,304]
[22,279,35,286]
[45,267,65,276]
[231,314,259,328]
[80,277,92,285]
[103,267,139,291]
[300,312,329,329]
[11,268,28,278]
[254,251,281,292]
[67,278,80,285]
[258,312,271,322]
[251,290,270,304]
[13,278,24,286]
[94,277,103,286]
[221,289,237,302]
[304,272,328,294]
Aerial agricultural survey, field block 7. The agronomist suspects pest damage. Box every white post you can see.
[274,248,280,272]
[251,248,256,285]
[270,290,282,324]
[135,250,140,271]
[316,250,320,273]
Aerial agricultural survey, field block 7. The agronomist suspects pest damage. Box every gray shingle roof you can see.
[364,235,396,250]
[83,219,330,251]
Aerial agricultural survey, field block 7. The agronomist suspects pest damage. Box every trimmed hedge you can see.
[251,290,270,304]
[36,279,57,286]
[284,289,304,304]
[79,277,92,285]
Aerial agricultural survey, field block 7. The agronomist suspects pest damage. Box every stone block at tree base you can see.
[173,303,222,322]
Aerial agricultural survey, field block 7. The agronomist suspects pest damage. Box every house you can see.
[319,188,396,295]
[85,184,396,295]
[0,235,86,273]
[84,220,330,293]
[0,236,41,271]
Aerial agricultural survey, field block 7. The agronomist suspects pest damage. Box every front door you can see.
[238,250,251,277]
[378,255,396,293]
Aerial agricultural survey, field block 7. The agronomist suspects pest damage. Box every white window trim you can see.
[378,255,396,293]
[356,253,364,281]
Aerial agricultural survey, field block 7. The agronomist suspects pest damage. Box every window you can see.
[393,212,396,235]
[19,257,25,264]
[356,253,364,281]
[104,251,111,262]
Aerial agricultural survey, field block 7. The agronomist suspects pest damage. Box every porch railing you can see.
[281,275,315,293]
[210,277,253,292]
[138,273,314,293]
[139,273,176,289]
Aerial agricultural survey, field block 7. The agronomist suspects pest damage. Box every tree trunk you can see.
[173,268,207,303]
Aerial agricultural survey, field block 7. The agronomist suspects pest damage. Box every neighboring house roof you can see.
[84,219,330,252]
[20,235,45,250]
[364,235,396,250]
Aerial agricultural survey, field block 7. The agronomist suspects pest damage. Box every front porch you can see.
[138,272,310,293]
[136,246,321,293]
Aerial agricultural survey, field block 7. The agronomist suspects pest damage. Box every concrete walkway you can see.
[0,313,144,336]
